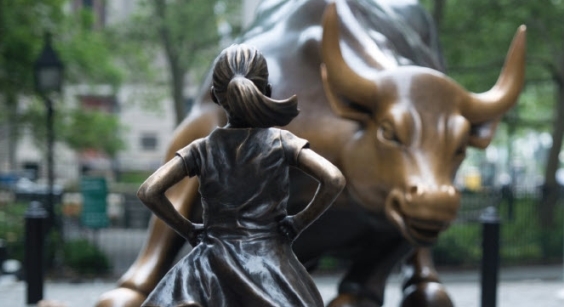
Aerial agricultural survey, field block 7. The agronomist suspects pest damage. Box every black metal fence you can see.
[433,185,563,268]
[0,185,563,278]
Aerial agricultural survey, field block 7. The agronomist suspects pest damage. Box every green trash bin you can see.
[80,177,109,229]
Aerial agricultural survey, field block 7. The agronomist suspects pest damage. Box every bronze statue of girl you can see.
[137,44,345,307]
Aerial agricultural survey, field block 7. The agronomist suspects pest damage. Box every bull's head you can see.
[320,3,526,246]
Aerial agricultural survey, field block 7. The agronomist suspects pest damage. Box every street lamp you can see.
[34,33,64,93]
[33,32,64,231]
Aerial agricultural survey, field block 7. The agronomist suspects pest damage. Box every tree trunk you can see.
[432,0,447,30]
[540,72,564,228]
[171,66,185,126]
[153,0,186,126]
[5,91,18,171]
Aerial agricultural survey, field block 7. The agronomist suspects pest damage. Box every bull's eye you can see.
[378,121,401,145]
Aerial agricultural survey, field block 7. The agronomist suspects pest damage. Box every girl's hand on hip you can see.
[278,216,300,242]
[185,223,204,246]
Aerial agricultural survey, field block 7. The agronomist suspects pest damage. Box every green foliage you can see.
[58,15,123,89]
[0,202,28,262]
[18,99,126,157]
[0,0,65,96]
[422,0,564,230]
[107,0,242,123]
[0,201,66,270]
[0,0,122,96]
[0,0,124,169]
[434,196,564,267]
[61,109,126,157]
[510,83,554,132]
[118,171,153,185]
[538,226,564,260]
[63,239,110,275]
[0,0,64,166]
[498,197,543,263]
[433,223,481,266]
[498,196,563,263]
[420,0,563,118]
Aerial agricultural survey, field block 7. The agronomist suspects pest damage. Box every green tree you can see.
[62,109,125,158]
[0,0,123,170]
[0,0,64,170]
[108,0,242,125]
[20,102,125,158]
[422,0,564,254]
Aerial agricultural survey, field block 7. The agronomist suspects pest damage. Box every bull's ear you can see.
[468,120,500,149]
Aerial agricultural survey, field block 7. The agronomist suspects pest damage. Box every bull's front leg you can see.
[96,177,200,307]
[95,105,222,307]
[400,247,453,307]
[326,236,412,307]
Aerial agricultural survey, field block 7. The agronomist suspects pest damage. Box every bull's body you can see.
[238,0,441,301]
[97,1,525,306]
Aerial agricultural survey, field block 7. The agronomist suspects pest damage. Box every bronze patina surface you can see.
[135,44,344,307]
[97,1,525,306]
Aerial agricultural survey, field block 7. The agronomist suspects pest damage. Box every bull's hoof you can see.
[327,293,380,307]
[95,287,147,307]
[400,282,453,307]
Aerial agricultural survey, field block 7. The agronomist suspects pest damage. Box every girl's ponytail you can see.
[212,44,299,128]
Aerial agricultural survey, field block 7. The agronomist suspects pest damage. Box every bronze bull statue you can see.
[97,0,526,306]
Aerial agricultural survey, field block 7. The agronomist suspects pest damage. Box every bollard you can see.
[24,201,48,305]
[480,206,500,307]
[0,238,6,274]
[501,184,514,221]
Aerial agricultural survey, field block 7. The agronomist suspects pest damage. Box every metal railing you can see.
[1,186,562,278]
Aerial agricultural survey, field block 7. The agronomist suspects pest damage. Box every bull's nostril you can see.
[387,189,405,215]
[409,186,418,195]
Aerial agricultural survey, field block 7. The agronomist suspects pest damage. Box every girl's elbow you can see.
[325,168,346,192]
[136,185,147,202]
[137,183,156,203]
[332,173,346,192]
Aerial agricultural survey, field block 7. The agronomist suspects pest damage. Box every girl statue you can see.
[137,44,346,307]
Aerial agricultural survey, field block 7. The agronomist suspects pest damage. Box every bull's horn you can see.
[463,25,527,123]
[321,2,378,110]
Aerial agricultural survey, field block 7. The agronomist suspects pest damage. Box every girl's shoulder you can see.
[208,126,278,138]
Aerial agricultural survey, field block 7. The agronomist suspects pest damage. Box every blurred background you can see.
[0,0,562,282]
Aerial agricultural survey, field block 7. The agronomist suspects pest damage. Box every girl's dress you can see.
[142,127,323,307]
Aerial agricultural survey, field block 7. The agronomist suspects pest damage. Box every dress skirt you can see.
[142,229,323,307]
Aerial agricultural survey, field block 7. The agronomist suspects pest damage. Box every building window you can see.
[141,134,158,151]
[73,0,106,28]
[78,94,117,113]
[83,0,93,8]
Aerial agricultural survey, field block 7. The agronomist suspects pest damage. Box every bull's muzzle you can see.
[385,185,460,246]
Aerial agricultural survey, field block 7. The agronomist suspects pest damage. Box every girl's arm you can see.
[281,148,346,239]
[137,156,203,246]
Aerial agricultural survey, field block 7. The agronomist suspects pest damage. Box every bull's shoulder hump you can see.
[239,0,326,46]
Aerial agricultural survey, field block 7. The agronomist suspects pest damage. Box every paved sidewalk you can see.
[1,266,563,307]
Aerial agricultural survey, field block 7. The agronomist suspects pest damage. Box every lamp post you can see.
[33,32,64,231]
